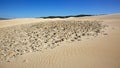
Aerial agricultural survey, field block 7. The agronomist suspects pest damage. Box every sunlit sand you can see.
[0,14,120,68]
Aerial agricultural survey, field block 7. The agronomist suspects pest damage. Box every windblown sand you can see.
[0,14,120,68]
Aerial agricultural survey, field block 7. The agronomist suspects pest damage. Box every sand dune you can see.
[0,14,120,68]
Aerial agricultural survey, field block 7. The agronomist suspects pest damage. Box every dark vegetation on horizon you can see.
[37,14,94,19]
[0,18,9,20]
[0,14,106,19]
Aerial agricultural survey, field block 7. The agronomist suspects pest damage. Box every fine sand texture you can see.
[0,14,120,68]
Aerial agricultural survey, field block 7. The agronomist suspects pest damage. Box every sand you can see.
[0,14,120,68]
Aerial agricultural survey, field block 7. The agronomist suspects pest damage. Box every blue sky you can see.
[0,0,120,18]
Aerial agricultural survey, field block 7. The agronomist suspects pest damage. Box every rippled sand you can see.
[0,14,120,68]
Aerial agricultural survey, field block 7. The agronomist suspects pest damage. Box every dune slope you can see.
[0,14,120,68]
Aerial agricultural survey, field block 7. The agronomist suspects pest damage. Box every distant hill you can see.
[0,18,9,20]
[37,14,93,19]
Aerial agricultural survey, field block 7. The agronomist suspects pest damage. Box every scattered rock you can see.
[0,20,107,63]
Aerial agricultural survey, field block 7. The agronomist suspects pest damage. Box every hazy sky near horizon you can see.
[0,0,120,18]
